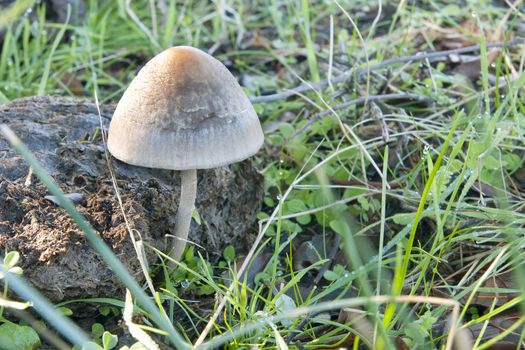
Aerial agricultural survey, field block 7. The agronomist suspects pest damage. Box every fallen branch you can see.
[290,92,430,139]
[250,37,524,104]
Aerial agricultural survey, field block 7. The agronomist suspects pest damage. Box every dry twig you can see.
[250,38,524,104]
[290,92,431,139]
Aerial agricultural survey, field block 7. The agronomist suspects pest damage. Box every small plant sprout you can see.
[0,251,24,317]
[107,46,264,265]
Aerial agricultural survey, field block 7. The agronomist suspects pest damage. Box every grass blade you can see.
[37,6,70,96]
[383,116,460,327]
[0,0,35,30]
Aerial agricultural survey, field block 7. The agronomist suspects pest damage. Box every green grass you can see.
[1,0,525,349]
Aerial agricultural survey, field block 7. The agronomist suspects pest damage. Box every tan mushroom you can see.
[107,46,264,264]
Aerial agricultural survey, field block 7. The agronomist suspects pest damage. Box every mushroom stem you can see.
[171,168,197,264]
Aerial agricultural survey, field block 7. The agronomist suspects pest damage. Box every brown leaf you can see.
[60,72,85,96]
[242,29,271,49]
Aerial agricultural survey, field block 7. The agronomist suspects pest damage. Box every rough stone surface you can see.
[0,96,264,304]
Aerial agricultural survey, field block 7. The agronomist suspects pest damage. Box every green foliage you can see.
[56,306,73,316]
[323,264,348,282]
[119,343,148,350]
[80,324,146,350]
[0,322,40,350]
[0,251,23,278]
[403,311,438,349]
[0,251,41,349]
[223,245,236,262]
[98,305,120,317]
[170,246,215,296]
[191,209,202,225]
[91,323,105,338]
[81,331,118,350]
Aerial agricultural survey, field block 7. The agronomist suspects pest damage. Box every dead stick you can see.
[250,38,524,104]
[290,92,430,139]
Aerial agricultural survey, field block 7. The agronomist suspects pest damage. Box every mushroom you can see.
[107,46,264,264]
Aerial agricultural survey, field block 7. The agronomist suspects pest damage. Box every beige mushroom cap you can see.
[107,46,264,170]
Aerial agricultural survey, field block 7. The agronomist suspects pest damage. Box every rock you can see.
[0,96,264,305]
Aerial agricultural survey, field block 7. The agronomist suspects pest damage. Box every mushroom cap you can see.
[107,46,264,170]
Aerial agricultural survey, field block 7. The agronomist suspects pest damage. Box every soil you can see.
[0,96,264,305]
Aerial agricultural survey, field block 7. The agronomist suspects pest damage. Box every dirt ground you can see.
[0,96,264,305]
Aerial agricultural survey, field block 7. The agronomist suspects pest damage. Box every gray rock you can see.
[0,96,264,305]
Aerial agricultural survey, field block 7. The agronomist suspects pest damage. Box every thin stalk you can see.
[171,169,198,263]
